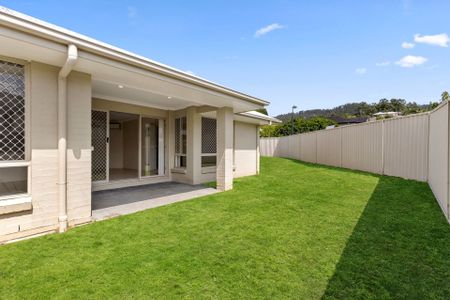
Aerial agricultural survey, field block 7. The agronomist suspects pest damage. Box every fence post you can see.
[426,113,430,181]
[447,103,450,222]
[315,132,318,164]
[339,127,343,168]
[381,119,385,175]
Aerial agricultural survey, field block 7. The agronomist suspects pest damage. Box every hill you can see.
[275,99,438,122]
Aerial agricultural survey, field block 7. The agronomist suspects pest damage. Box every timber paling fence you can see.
[261,101,450,223]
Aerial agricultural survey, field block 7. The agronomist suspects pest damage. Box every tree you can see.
[260,125,278,137]
[255,108,268,115]
[442,91,449,102]
[375,99,393,112]
[428,101,439,110]
[260,117,337,137]
[390,99,407,112]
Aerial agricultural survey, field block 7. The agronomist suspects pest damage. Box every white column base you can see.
[58,215,68,233]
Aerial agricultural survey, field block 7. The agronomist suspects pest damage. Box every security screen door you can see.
[91,110,108,182]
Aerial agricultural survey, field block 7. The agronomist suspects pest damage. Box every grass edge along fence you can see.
[260,100,450,223]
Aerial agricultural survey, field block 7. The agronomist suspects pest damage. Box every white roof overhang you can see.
[0,6,270,112]
[200,110,281,125]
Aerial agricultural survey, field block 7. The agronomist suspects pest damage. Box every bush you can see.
[260,117,336,137]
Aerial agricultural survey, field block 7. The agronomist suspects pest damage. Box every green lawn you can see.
[1,157,450,299]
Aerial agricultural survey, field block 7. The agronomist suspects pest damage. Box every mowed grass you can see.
[1,157,450,299]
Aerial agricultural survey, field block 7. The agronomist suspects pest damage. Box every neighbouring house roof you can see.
[329,116,369,124]
[0,6,269,109]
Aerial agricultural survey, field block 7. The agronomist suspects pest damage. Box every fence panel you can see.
[299,132,317,163]
[317,128,341,167]
[428,103,449,217]
[288,134,301,160]
[341,122,383,174]
[278,136,289,158]
[383,114,429,181]
[260,137,277,157]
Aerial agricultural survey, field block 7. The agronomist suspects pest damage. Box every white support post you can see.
[216,107,234,191]
[186,107,201,184]
[158,119,165,176]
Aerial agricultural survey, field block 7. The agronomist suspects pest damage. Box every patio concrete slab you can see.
[92,182,217,221]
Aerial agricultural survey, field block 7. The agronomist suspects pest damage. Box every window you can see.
[0,60,28,199]
[201,117,216,167]
[174,117,187,168]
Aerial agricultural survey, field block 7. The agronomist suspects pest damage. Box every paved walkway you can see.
[92,182,217,221]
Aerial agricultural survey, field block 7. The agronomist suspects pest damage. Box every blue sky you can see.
[1,0,449,115]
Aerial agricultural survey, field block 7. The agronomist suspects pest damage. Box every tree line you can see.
[261,92,449,137]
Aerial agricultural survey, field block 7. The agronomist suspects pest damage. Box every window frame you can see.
[174,116,187,169]
[0,57,31,201]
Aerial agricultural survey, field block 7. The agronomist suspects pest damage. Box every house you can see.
[329,116,369,125]
[0,7,278,242]
[372,111,401,118]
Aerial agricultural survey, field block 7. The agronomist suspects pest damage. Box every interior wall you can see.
[123,119,139,170]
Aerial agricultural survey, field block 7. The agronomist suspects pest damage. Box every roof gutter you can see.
[57,44,78,233]
[0,6,269,106]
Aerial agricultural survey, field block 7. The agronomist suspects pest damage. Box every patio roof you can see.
[0,6,270,113]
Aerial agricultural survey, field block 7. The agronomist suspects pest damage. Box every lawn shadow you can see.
[321,176,450,299]
[282,157,381,178]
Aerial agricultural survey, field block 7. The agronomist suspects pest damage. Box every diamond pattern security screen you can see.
[202,117,216,154]
[91,110,108,181]
[175,117,187,154]
[174,117,187,168]
[0,60,25,161]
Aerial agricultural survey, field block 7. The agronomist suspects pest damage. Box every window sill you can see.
[0,196,32,215]
[171,168,187,174]
[201,166,216,174]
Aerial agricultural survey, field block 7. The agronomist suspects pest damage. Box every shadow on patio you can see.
[321,176,450,299]
[92,182,217,221]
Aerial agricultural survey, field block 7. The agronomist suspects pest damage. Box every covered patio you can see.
[92,182,217,221]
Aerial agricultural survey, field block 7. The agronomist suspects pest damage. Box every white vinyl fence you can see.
[261,101,450,222]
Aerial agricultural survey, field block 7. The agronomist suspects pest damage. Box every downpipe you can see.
[58,44,78,233]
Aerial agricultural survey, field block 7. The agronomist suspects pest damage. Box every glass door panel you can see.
[141,118,159,176]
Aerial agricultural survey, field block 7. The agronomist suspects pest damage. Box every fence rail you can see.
[261,102,450,222]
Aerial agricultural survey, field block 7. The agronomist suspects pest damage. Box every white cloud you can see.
[127,6,137,18]
[254,23,285,38]
[395,55,428,68]
[376,61,390,67]
[355,68,367,75]
[414,33,449,47]
[401,42,415,49]
[185,70,196,76]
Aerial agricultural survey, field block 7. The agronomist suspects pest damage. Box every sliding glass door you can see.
[141,117,165,177]
[92,110,166,184]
